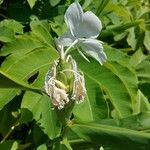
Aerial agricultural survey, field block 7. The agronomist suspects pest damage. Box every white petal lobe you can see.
[76,11,102,38]
[79,39,107,65]
[65,2,83,36]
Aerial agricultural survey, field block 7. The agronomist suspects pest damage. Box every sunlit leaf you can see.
[144,30,150,51]
[0,69,41,93]
[0,19,24,34]
[72,49,137,118]
[27,0,37,8]
[0,26,15,42]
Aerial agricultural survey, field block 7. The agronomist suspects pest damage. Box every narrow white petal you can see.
[64,2,83,36]
[76,11,102,38]
[79,39,107,65]
[58,31,75,47]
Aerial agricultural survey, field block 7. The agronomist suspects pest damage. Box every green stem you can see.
[0,124,17,144]
[64,39,78,57]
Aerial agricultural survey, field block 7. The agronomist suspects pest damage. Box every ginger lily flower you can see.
[44,61,69,109]
[44,56,86,109]
[71,58,86,103]
[58,2,107,65]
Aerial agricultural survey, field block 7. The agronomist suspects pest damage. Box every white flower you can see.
[44,62,69,109]
[44,56,87,109]
[71,58,86,103]
[58,2,107,65]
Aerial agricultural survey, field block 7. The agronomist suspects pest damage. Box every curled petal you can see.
[44,62,69,109]
[71,60,86,103]
[52,86,69,109]
[45,77,69,109]
[65,2,83,36]
[71,73,86,103]
[79,39,107,65]
[76,11,102,38]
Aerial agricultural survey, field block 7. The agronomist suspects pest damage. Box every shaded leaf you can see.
[70,122,150,150]
[0,141,18,150]
[17,108,33,124]
[21,66,61,139]
[37,144,47,150]
[0,0,4,5]
[73,75,108,122]
[49,0,61,7]
[0,89,18,110]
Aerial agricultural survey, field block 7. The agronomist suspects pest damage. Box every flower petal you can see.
[58,31,76,47]
[76,11,102,38]
[79,39,107,65]
[65,2,83,36]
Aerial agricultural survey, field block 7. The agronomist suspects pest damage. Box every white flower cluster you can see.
[44,2,106,109]
[45,57,86,109]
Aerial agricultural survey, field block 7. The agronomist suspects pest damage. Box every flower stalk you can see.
[44,1,107,135]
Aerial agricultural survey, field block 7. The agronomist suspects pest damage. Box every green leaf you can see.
[136,59,150,82]
[0,0,4,5]
[27,0,37,8]
[0,47,57,82]
[0,38,58,110]
[133,90,150,114]
[106,21,141,33]
[0,89,18,110]
[72,50,137,118]
[144,30,150,51]
[73,75,108,122]
[21,66,61,139]
[106,3,131,21]
[50,16,67,36]
[0,26,15,42]
[104,45,131,66]
[49,0,61,7]
[0,69,41,93]
[0,95,21,136]
[0,19,24,34]
[30,19,54,47]
[37,144,47,150]
[0,141,18,150]
[0,36,45,56]
[52,138,73,150]
[21,92,61,140]
[129,49,146,67]
[96,0,111,16]
[70,122,150,150]
[17,108,33,124]
[99,111,150,131]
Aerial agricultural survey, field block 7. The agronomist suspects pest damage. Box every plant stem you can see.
[64,39,78,56]
[0,125,16,144]
[60,45,65,60]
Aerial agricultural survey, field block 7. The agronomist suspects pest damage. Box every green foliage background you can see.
[0,0,150,149]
